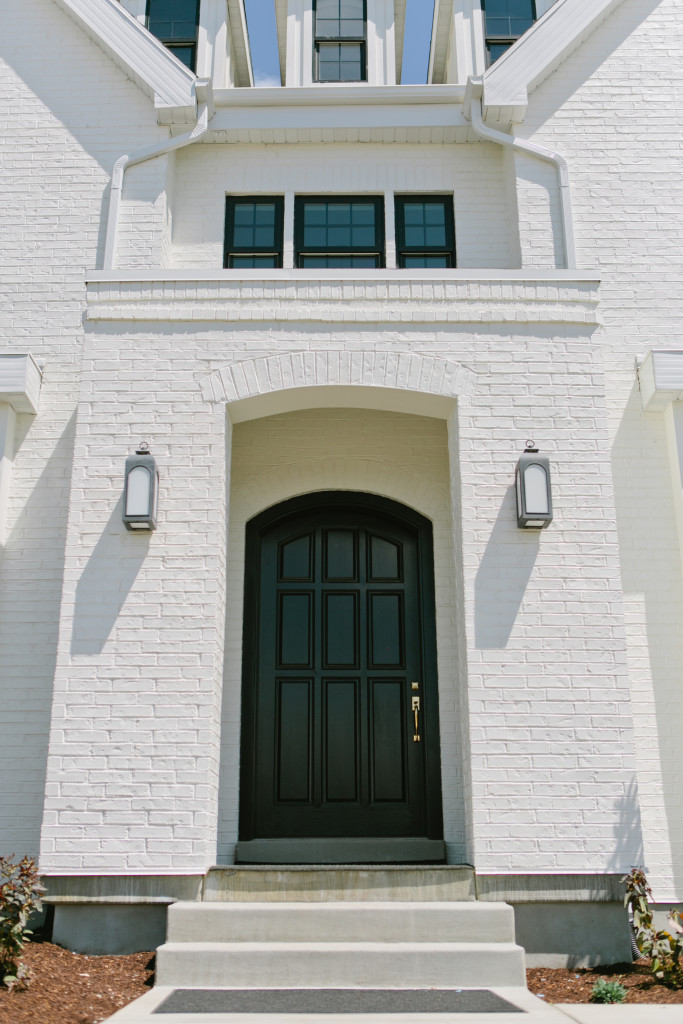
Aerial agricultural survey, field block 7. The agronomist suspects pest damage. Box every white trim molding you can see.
[638,349,683,583]
[52,0,198,124]
[480,0,627,124]
[0,355,43,545]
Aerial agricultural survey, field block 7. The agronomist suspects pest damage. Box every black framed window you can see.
[146,0,200,70]
[314,0,367,82]
[395,196,456,269]
[224,197,285,269]
[483,0,536,65]
[295,196,384,268]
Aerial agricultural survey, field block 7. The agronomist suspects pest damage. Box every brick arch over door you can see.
[201,349,477,420]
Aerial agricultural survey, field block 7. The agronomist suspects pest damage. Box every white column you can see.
[384,190,397,269]
[120,0,146,24]
[283,191,295,269]
[664,401,683,581]
[0,403,17,546]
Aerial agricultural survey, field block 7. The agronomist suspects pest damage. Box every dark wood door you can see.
[239,493,443,852]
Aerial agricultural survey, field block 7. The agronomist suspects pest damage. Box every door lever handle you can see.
[411,695,421,743]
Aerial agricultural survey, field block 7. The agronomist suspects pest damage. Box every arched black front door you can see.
[237,492,444,863]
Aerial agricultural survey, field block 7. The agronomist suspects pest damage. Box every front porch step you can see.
[155,900,526,990]
[155,940,526,989]
[167,900,514,944]
[202,864,476,902]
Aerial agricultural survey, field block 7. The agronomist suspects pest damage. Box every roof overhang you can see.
[275,0,407,86]
[481,0,627,126]
[228,0,254,87]
[428,0,454,86]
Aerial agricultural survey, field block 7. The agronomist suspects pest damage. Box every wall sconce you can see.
[515,441,553,529]
[123,443,158,531]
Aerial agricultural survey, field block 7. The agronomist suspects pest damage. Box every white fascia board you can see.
[275,0,287,85]
[639,350,683,413]
[213,83,466,107]
[52,0,196,120]
[394,0,406,84]
[0,355,43,414]
[482,0,626,122]
[429,0,454,85]
[227,0,254,87]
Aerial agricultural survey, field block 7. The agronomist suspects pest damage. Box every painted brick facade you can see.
[0,0,680,913]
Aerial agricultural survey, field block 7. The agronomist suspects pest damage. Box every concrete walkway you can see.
[104,987,683,1024]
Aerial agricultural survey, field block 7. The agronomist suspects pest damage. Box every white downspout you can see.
[103,100,211,271]
[464,80,576,270]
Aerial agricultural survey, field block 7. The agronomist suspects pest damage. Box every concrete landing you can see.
[104,985,578,1023]
[202,865,476,902]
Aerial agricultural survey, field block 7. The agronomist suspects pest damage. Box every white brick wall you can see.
[0,0,166,857]
[170,141,515,270]
[515,0,683,899]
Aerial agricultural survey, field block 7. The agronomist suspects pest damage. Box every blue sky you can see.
[243,0,436,86]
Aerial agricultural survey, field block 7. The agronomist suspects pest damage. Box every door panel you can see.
[240,492,443,849]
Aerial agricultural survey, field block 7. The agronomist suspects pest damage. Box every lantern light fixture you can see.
[515,441,553,529]
[123,442,158,532]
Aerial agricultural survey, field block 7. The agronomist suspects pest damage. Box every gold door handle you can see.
[411,695,421,743]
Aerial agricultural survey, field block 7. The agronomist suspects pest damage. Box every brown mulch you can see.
[1,944,683,1022]
[528,960,683,1005]
[0,941,154,1024]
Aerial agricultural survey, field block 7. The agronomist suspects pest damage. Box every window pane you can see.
[302,200,376,249]
[318,42,363,82]
[230,202,277,249]
[316,0,364,38]
[229,255,278,268]
[301,255,379,268]
[403,255,450,268]
[166,44,195,68]
[487,41,512,62]
[148,0,199,39]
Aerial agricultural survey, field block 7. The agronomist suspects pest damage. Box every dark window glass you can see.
[395,196,456,270]
[318,42,364,82]
[483,0,537,65]
[147,0,200,70]
[295,197,384,268]
[224,197,284,269]
[315,0,366,81]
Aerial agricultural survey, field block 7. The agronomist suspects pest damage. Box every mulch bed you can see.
[527,961,683,1005]
[1,943,682,1022]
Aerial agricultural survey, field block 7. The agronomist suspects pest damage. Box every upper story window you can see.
[224,197,285,268]
[395,196,456,268]
[483,0,536,65]
[146,0,200,71]
[314,0,367,83]
[294,196,384,267]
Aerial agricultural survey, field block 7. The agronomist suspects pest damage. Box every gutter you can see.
[463,78,576,270]
[103,81,214,271]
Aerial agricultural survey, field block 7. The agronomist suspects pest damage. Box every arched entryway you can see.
[237,491,444,863]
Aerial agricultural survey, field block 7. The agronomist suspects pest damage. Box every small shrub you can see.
[0,855,45,991]
[590,979,627,1004]
[623,867,683,988]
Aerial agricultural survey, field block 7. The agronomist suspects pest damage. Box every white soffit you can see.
[482,0,626,122]
[228,0,254,87]
[274,0,407,86]
[52,0,196,117]
[429,0,453,86]
[639,351,683,413]
[0,356,43,415]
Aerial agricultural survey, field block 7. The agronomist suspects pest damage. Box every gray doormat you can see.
[154,989,526,1014]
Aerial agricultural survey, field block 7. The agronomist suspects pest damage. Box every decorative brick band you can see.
[85,275,600,326]
[200,350,477,406]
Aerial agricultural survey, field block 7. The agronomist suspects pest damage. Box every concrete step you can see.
[166,900,515,944]
[154,940,527,989]
[203,864,476,902]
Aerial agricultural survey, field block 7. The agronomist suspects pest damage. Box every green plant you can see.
[590,979,627,1004]
[0,855,45,991]
[623,867,683,988]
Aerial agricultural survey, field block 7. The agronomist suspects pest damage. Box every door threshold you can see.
[235,838,446,864]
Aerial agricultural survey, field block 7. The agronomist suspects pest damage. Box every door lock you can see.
[411,695,421,743]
